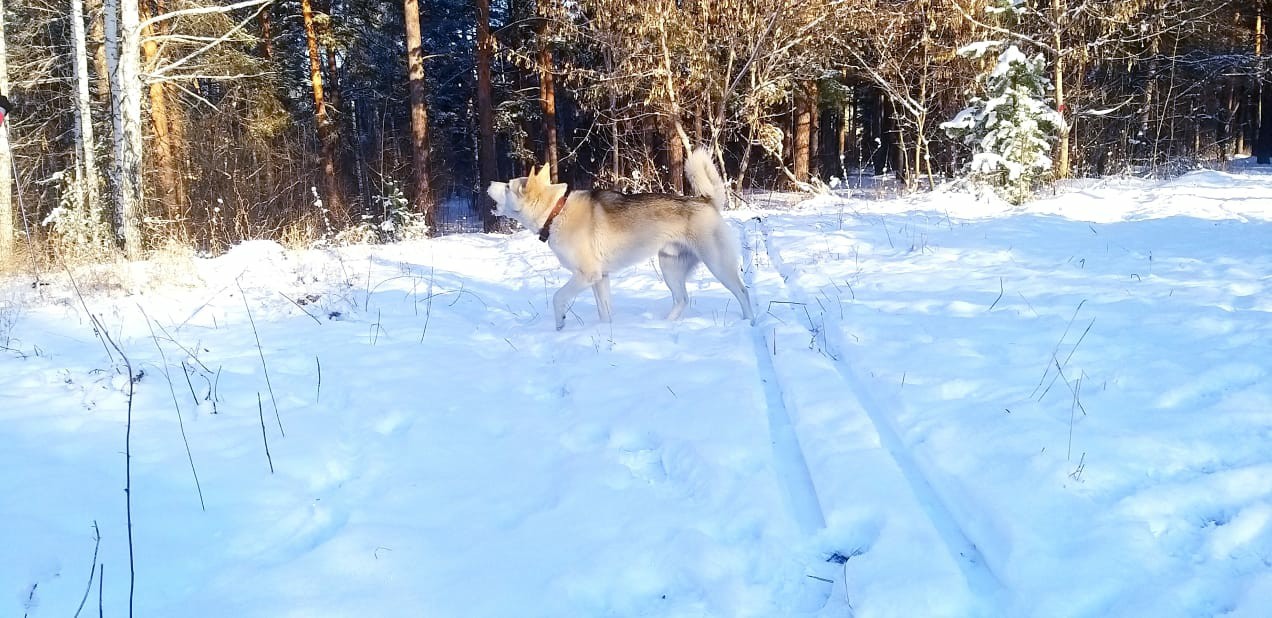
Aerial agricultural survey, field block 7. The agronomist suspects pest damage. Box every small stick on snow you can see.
[278,290,323,325]
[237,278,284,437]
[258,393,275,474]
[986,277,1004,312]
[72,521,101,618]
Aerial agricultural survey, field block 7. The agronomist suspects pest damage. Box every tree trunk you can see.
[105,0,145,260]
[1259,81,1272,164]
[1052,0,1070,177]
[302,0,345,222]
[402,0,433,229]
[71,0,103,241]
[88,0,111,101]
[140,0,187,223]
[476,0,498,231]
[1258,1,1272,164]
[537,3,559,182]
[258,4,273,59]
[793,81,813,184]
[666,116,683,192]
[0,0,11,263]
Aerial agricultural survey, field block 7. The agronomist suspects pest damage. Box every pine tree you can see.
[943,44,1065,205]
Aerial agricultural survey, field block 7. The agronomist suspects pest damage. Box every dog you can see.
[487,147,755,330]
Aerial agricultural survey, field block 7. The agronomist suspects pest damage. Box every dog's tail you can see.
[685,147,729,211]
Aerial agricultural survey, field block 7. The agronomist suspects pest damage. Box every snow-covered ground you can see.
[3,166,1271,617]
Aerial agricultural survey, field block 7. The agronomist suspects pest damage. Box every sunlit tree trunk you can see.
[1257,0,1272,164]
[793,81,813,183]
[140,0,187,223]
[302,0,345,221]
[666,117,683,192]
[538,1,559,182]
[1052,0,1070,177]
[402,0,433,229]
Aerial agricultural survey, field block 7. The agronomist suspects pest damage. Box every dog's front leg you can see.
[553,271,600,330]
[591,274,613,322]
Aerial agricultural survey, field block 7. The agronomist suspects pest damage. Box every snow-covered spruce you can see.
[943,44,1065,205]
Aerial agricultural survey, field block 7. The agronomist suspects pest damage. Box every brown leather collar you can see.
[538,194,568,242]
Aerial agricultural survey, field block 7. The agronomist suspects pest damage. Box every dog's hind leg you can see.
[591,274,613,322]
[659,250,699,320]
[554,271,601,330]
[698,236,755,323]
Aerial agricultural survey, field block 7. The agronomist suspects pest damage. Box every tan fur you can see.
[488,147,754,330]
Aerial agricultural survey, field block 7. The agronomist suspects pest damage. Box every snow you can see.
[4,165,1272,617]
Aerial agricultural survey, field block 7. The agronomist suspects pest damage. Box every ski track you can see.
[738,218,838,613]
[749,214,1007,611]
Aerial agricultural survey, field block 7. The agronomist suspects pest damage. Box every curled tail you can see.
[685,147,729,211]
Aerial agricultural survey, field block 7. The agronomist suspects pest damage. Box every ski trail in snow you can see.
[738,218,837,613]
[752,215,1006,610]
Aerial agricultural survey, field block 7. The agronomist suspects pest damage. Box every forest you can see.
[0,0,1268,265]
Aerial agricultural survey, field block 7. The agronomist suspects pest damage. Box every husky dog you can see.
[487,148,755,330]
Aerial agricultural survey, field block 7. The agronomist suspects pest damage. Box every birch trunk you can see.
[71,0,103,245]
[105,0,145,260]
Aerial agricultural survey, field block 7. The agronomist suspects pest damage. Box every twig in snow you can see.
[1030,300,1087,399]
[141,309,206,511]
[257,393,275,474]
[278,290,323,325]
[54,254,136,617]
[314,356,322,404]
[236,278,284,437]
[179,361,199,406]
[1069,452,1086,481]
[986,277,1004,312]
[420,264,435,343]
[73,521,101,618]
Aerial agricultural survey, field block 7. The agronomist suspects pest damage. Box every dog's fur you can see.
[488,148,755,330]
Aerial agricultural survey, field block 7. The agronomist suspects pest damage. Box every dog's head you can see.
[486,165,562,222]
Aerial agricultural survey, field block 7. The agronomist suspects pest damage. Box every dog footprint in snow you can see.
[609,430,666,484]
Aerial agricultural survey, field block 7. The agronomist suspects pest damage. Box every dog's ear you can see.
[535,163,553,185]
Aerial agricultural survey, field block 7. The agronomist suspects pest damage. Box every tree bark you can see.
[72,0,103,240]
[258,4,273,59]
[537,2,559,182]
[0,0,11,263]
[302,0,345,222]
[477,0,499,231]
[793,81,813,184]
[666,117,683,192]
[1257,0,1272,164]
[88,0,112,101]
[140,0,187,223]
[1052,0,1070,177]
[402,0,433,229]
[105,0,145,259]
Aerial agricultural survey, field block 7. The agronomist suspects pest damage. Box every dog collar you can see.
[538,194,568,242]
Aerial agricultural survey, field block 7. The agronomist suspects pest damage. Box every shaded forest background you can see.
[1,0,1271,263]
